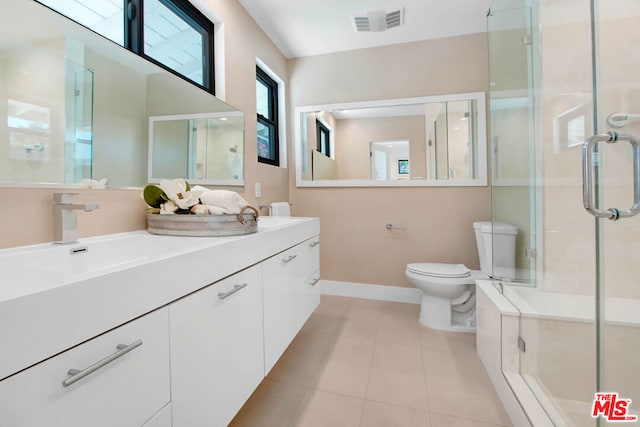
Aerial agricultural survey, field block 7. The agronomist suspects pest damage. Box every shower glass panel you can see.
[489,0,599,425]
[434,104,448,180]
[594,0,640,424]
[70,69,94,182]
[488,3,537,286]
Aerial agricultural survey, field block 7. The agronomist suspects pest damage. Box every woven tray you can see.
[146,207,258,237]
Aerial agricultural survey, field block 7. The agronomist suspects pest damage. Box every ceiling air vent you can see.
[386,9,403,29]
[352,8,404,32]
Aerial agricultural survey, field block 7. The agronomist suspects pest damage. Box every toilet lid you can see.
[406,263,470,278]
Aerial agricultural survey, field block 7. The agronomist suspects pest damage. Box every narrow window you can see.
[141,0,214,90]
[256,66,279,166]
[35,0,215,93]
[316,120,331,157]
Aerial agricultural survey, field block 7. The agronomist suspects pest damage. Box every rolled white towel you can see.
[192,186,248,214]
[206,205,228,215]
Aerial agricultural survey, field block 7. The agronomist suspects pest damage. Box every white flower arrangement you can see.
[143,178,202,215]
[143,178,257,219]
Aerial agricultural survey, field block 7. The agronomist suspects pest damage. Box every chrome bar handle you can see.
[62,339,143,387]
[582,131,640,220]
[218,283,248,300]
[309,278,320,287]
[308,240,320,247]
[282,254,298,264]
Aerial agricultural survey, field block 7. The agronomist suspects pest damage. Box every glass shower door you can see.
[489,0,640,425]
[489,1,599,425]
[589,1,640,424]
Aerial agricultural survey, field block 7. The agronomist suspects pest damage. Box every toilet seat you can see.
[405,263,487,287]
[406,263,470,278]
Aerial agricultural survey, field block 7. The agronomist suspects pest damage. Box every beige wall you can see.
[311,150,337,180]
[0,188,147,249]
[334,116,425,180]
[0,0,288,249]
[288,33,491,287]
[201,0,289,210]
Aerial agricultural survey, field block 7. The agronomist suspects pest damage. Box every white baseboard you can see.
[319,280,422,304]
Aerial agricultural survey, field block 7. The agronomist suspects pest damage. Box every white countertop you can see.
[0,216,320,380]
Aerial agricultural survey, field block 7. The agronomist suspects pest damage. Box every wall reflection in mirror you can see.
[295,92,486,187]
[0,0,244,188]
[149,113,244,185]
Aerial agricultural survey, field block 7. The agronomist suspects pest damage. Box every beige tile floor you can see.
[230,295,512,427]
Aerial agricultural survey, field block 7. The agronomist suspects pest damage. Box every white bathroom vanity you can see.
[0,216,320,427]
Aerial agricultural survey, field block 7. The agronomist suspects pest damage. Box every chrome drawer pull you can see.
[308,241,320,247]
[309,278,320,287]
[282,254,298,264]
[62,339,143,387]
[218,283,248,300]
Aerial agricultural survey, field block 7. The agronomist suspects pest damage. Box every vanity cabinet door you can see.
[263,236,321,373]
[169,264,264,427]
[0,308,170,427]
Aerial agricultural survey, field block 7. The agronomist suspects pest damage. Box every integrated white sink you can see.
[0,219,308,302]
[0,231,217,301]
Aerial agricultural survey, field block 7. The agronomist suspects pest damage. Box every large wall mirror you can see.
[0,0,244,188]
[294,92,487,187]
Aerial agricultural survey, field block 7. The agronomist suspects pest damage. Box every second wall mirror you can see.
[294,92,487,187]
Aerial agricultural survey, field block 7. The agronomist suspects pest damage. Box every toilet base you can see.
[418,294,475,332]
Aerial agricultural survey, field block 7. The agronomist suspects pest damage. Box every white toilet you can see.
[405,221,517,332]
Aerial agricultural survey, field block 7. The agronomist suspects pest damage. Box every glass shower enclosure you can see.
[488,0,640,425]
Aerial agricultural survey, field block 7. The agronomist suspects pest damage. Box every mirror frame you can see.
[294,92,487,187]
[148,112,245,186]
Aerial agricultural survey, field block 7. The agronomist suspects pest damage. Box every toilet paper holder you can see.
[385,223,406,231]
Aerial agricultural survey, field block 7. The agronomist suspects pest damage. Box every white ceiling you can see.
[238,0,494,59]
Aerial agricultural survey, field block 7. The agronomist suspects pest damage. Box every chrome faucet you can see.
[53,193,99,244]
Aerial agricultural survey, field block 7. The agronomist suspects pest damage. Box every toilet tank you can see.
[473,221,518,279]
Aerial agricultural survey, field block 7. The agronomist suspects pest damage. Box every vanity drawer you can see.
[0,307,170,427]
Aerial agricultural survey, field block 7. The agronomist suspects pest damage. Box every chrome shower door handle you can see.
[582,131,640,220]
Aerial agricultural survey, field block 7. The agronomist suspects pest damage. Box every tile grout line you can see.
[428,409,510,427]
[357,300,384,427]
[343,297,369,427]
[285,385,313,427]
[286,295,352,427]
[419,345,433,426]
